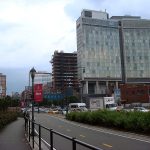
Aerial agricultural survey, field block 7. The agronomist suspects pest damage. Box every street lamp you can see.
[79,83,83,103]
[30,67,36,145]
[78,67,85,103]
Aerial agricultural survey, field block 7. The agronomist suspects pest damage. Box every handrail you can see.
[25,117,102,150]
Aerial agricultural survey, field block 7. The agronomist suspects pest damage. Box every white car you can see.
[133,107,149,112]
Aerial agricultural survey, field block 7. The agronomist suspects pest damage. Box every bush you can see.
[0,112,18,130]
[66,110,150,135]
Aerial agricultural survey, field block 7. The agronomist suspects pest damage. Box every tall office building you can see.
[76,9,150,96]
[0,73,6,98]
[111,16,150,83]
[77,9,122,95]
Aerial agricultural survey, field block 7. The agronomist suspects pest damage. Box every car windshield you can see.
[109,104,117,107]
[140,107,146,110]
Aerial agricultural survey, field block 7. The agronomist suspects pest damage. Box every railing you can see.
[25,118,102,150]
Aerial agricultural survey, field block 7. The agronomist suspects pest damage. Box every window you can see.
[84,11,92,17]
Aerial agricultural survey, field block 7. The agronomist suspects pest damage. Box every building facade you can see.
[120,84,150,104]
[32,72,52,94]
[76,9,150,96]
[115,16,150,83]
[77,9,122,95]
[0,73,6,98]
[51,51,79,93]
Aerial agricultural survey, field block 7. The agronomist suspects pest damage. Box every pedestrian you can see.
[24,111,30,131]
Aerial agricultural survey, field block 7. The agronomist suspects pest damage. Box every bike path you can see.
[0,117,31,150]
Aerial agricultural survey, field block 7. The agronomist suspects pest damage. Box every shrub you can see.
[66,110,150,135]
[0,112,18,130]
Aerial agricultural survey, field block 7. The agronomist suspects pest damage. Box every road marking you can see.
[67,129,71,132]
[103,143,112,148]
[49,115,150,144]
[34,129,57,150]
[80,134,85,138]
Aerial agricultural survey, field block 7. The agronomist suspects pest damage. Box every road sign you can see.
[114,89,120,97]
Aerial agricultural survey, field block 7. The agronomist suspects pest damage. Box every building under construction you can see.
[51,51,79,93]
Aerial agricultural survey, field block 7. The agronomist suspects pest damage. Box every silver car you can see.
[133,107,149,112]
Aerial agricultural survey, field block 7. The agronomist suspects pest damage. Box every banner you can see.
[34,84,43,102]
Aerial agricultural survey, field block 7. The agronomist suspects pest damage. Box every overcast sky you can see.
[0,0,150,95]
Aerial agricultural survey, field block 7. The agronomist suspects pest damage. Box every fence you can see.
[25,118,102,150]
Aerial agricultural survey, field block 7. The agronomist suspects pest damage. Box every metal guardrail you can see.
[25,118,102,150]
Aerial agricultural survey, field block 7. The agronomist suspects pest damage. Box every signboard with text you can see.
[34,84,43,102]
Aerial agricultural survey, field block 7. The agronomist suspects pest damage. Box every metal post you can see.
[66,97,68,115]
[32,75,34,122]
[30,67,36,149]
[80,83,83,103]
[32,121,34,148]
[38,103,39,113]
[50,129,53,150]
[72,137,76,150]
[29,120,30,142]
[32,76,35,149]
[39,124,41,150]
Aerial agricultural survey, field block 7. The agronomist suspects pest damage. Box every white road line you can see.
[66,129,71,132]
[49,115,150,144]
[35,129,56,150]
[80,134,86,138]
[103,143,113,148]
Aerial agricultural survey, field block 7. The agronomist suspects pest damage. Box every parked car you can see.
[133,107,149,112]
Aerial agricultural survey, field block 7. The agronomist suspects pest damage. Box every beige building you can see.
[0,73,6,98]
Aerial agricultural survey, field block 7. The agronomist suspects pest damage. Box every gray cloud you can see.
[64,0,150,20]
[1,0,150,95]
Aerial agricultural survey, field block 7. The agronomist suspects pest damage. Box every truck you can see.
[89,97,118,111]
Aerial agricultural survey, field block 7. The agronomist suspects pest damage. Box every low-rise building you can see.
[120,84,150,104]
[0,73,6,98]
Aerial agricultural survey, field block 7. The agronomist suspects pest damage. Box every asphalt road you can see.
[34,113,150,150]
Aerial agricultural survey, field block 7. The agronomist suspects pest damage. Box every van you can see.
[68,103,88,112]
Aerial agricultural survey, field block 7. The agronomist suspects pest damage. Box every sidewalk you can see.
[0,117,31,150]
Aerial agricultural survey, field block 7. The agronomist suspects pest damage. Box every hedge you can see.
[66,110,150,134]
[0,112,18,130]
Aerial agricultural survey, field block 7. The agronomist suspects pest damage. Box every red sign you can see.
[34,84,43,102]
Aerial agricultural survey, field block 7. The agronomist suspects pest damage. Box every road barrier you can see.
[25,118,102,150]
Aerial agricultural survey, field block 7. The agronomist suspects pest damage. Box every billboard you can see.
[34,84,43,102]
[44,93,64,100]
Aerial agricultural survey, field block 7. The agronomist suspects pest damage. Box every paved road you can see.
[34,113,150,150]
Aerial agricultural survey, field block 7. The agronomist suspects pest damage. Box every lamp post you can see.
[79,83,83,103]
[30,67,36,146]
[78,67,85,103]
